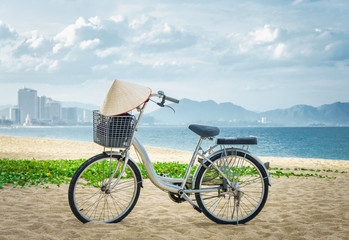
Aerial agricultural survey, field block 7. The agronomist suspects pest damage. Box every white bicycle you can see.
[68,91,271,225]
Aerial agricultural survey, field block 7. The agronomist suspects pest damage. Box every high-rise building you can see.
[37,96,47,120]
[18,88,37,123]
[45,101,61,122]
[62,107,78,124]
[9,106,21,124]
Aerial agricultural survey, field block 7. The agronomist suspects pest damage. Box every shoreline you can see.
[0,135,194,164]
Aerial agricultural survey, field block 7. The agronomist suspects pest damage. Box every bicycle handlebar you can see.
[151,91,180,104]
[164,95,179,104]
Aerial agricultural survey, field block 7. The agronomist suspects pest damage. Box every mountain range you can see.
[145,98,349,126]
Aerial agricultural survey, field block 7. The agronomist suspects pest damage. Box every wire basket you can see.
[93,110,137,148]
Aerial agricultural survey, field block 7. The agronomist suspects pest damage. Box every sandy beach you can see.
[1,135,349,240]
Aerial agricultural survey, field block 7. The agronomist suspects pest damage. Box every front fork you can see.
[102,150,130,191]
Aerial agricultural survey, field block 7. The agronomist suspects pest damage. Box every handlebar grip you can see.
[165,96,180,104]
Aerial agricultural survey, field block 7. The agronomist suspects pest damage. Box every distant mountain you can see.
[262,102,349,125]
[261,104,321,125]
[145,99,349,126]
[317,102,349,124]
[147,98,258,125]
[0,105,11,119]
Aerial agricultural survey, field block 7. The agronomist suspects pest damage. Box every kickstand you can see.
[236,201,239,226]
[236,191,241,226]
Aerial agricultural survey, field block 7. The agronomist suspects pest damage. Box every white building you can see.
[18,88,37,123]
[62,107,78,124]
[45,101,61,122]
[9,106,21,124]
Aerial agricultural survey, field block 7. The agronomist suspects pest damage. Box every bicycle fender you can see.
[247,151,271,186]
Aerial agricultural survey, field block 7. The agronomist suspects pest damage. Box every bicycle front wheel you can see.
[195,149,269,224]
[68,153,142,223]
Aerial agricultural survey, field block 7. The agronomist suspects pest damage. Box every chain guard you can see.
[168,192,186,203]
[168,183,189,203]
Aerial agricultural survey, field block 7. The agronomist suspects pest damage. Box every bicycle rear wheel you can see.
[68,153,142,223]
[194,149,269,224]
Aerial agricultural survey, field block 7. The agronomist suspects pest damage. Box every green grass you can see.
[268,167,347,179]
[0,158,347,189]
[0,158,83,189]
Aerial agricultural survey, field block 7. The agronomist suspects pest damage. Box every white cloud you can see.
[0,20,17,40]
[48,60,58,71]
[34,58,58,72]
[129,15,149,29]
[88,16,101,27]
[52,43,62,54]
[163,23,171,33]
[109,15,124,23]
[273,43,286,59]
[26,32,44,49]
[95,47,122,58]
[80,38,100,50]
[54,17,85,47]
[250,25,279,44]
[53,16,102,50]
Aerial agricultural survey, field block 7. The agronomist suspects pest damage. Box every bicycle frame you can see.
[132,137,271,192]
[132,136,232,210]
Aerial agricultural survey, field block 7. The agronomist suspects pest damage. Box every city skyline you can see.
[0,1,349,112]
[5,87,92,125]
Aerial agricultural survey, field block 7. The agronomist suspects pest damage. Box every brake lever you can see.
[157,96,166,107]
[164,105,175,113]
[153,92,176,113]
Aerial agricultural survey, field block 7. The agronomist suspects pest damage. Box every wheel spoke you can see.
[239,176,262,188]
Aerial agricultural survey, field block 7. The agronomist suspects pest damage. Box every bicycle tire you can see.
[68,153,142,223]
[194,149,269,224]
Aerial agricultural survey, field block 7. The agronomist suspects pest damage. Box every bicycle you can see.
[68,90,271,225]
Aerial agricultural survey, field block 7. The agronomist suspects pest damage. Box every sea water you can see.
[0,126,348,160]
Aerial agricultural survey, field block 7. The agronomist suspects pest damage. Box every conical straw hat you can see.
[100,79,152,116]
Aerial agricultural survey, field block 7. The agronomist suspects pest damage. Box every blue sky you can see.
[0,0,348,112]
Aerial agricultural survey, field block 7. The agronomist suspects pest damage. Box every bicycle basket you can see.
[93,110,137,148]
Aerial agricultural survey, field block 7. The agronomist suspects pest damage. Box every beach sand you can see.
[0,135,349,239]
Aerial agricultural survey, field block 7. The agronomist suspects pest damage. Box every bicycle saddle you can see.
[188,124,220,138]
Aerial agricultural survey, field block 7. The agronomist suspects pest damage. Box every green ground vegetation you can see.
[0,158,347,189]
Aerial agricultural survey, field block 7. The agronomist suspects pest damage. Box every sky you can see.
[0,0,348,112]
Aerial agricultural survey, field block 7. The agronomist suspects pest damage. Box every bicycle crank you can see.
[168,183,187,203]
[168,192,186,203]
